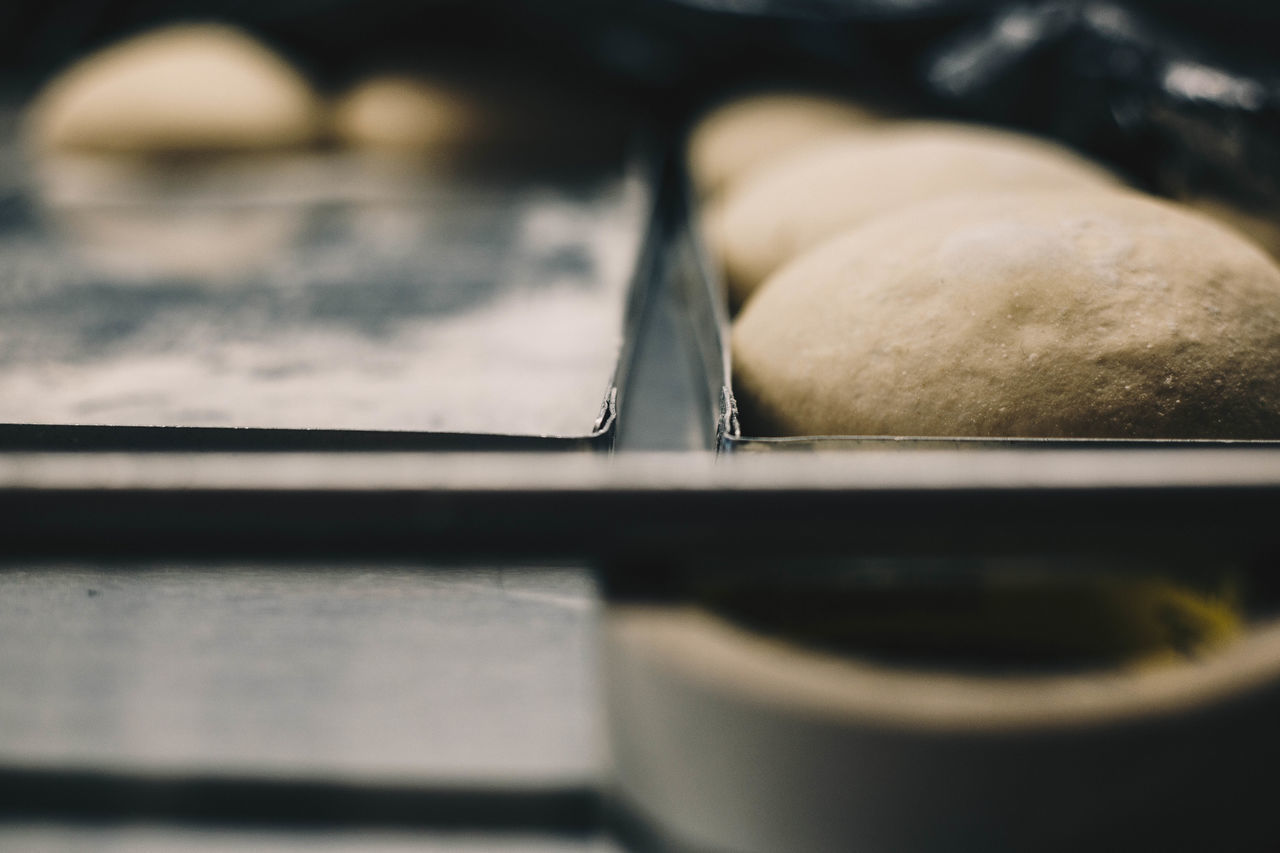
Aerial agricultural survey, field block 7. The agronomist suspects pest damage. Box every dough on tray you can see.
[26,23,323,154]
[732,190,1280,439]
[330,72,620,166]
[330,74,495,154]
[715,123,1118,306]
[686,91,881,198]
[1186,196,1280,261]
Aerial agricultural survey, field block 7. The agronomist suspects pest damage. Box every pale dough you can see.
[715,123,1119,306]
[330,72,619,165]
[330,75,494,154]
[26,24,323,154]
[686,91,881,198]
[732,190,1280,439]
[1186,196,1280,261]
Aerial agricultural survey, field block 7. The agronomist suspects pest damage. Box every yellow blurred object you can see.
[330,75,494,155]
[687,91,882,198]
[706,570,1242,671]
[329,71,623,170]
[26,24,324,155]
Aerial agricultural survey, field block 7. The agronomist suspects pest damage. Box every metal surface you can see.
[614,229,714,453]
[0,117,657,448]
[0,564,612,851]
[2,451,1280,576]
[0,227,709,851]
[0,565,601,783]
[0,826,622,853]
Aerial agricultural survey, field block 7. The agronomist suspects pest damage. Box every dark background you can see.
[3,0,1280,209]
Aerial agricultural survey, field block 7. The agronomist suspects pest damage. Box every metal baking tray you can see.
[0,111,660,451]
[672,157,1280,454]
[3,449,1280,568]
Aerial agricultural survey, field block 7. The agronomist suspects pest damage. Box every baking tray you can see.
[4,449,1280,569]
[0,111,661,452]
[671,154,1280,454]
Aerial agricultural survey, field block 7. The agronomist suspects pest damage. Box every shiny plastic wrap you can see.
[923,2,1280,210]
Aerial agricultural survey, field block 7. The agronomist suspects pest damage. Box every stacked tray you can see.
[4,9,1280,853]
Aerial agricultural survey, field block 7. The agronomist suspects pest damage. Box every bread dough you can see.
[330,72,619,166]
[26,24,323,154]
[732,190,1280,439]
[330,75,494,154]
[1186,196,1280,260]
[687,91,881,198]
[715,123,1119,306]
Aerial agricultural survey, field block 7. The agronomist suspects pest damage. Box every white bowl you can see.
[603,604,1280,853]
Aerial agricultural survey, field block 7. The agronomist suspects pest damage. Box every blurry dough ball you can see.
[331,73,621,165]
[717,124,1119,306]
[687,92,880,198]
[733,190,1280,439]
[330,75,492,154]
[26,24,322,154]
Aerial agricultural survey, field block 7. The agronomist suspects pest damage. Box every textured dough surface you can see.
[26,24,322,153]
[1187,197,1280,261]
[686,92,880,198]
[733,190,1280,439]
[717,124,1118,306]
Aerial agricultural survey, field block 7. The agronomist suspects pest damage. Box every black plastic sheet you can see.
[922,1,1280,207]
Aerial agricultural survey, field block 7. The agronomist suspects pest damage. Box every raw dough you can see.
[732,190,1280,439]
[330,72,620,166]
[330,75,494,154]
[687,91,881,198]
[716,123,1119,306]
[26,24,323,154]
[1187,196,1280,260]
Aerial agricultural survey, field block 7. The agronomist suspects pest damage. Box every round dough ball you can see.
[26,24,323,154]
[687,91,881,198]
[716,124,1119,306]
[330,72,621,166]
[732,190,1280,439]
[330,75,493,154]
